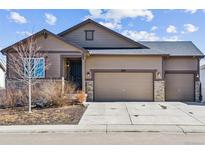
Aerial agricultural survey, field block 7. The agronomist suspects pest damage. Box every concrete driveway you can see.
[79,102,205,126]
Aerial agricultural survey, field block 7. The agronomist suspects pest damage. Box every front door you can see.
[70,60,82,89]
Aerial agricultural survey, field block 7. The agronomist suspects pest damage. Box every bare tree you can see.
[7,36,49,113]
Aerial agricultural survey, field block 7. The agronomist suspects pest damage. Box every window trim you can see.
[85,30,95,41]
[23,57,45,79]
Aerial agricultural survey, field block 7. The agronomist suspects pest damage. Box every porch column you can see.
[82,54,86,91]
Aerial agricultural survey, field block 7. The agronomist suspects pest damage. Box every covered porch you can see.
[61,55,85,91]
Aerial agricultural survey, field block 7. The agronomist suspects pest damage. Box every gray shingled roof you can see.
[88,41,204,56]
[140,41,204,56]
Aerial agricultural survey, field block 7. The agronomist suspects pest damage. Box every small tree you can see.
[8,36,49,113]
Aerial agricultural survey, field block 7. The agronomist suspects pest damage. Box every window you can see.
[24,58,45,78]
[85,30,94,41]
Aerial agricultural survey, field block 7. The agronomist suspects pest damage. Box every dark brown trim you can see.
[84,47,142,49]
[165,70,197,74]
[197,58,200,80]
[6,54,9,79]
[85,30,95,41]
[7,50,83,55]
[39,50,82,54]
[164,70,196,102]
[88,53,169,56]
[89,69,156,101]
[90,69,157,81]
[162,57,165,79]
[167,55,204,58]
[58,19,149,49]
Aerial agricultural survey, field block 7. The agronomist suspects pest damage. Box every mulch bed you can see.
[0,105,86,125]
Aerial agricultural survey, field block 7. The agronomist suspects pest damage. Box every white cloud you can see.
[184,9,197,14]
[99,21,121,30]
[184,24,199,33]
[163,36,180,41]
[9,11,27,24]
[87,9,154,23]
[44,13,57,25]
[151,26,158,31]
[166,25,177,33]
[122,30,159,41]
[16,31,33,37]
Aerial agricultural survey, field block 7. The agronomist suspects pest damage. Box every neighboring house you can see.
[200,64,205,102]
[1,19,204,102]
[0,62,5,89]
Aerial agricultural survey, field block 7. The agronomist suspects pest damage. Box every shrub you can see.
[75,91,87,104]
[0,80,85,109]
[0,88,27,108]
[39,80,76,107]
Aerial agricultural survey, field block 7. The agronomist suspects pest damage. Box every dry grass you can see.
[0,105,86,125]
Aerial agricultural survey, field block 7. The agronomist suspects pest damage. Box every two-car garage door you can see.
[94,72,153,101]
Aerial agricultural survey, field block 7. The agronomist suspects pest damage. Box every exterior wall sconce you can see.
[87,71,91,77]
[156,72,161,79]
[196,74,199,78]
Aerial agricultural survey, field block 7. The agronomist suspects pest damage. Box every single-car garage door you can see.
[165,73,194,101]
[94,72,153,101]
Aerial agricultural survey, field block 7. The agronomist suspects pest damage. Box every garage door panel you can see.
[165,73,194,101]
[94,72,153,101]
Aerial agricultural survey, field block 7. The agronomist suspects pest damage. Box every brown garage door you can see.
[94,72,153,101]
[165,73,194,101]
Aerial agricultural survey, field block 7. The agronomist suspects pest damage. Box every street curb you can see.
[0,125,205,134]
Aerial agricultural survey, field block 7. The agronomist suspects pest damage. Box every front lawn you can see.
[0,105,86,125]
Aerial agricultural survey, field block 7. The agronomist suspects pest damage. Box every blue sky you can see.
[0,9,205,64]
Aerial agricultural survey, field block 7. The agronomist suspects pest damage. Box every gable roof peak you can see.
[0,29,87,54]
[58,19,148,49]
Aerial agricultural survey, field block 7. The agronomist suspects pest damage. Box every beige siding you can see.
[37,34,82,52]
[164,57,198,71]
[46,52,81,78]
[62,23,137,48]
[85,56,162,79]
[7,33,83,79]
[94,72,153,101]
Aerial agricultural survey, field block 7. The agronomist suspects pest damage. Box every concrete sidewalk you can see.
[1,124,205,134]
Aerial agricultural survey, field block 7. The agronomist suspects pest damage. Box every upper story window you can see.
[85,30,94,41]
[24,57,45,78]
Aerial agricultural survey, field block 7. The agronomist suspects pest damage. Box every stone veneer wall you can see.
[154,80,165,102]
[195,81,201,102]
[85,80,94,101]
